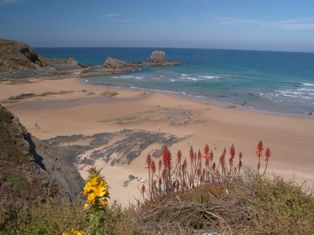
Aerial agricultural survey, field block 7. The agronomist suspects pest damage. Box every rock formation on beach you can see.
[104,57,132,68]
[44,129,184,166]
[0,105,84,207]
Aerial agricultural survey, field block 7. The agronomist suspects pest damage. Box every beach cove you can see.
[1,76,313,206]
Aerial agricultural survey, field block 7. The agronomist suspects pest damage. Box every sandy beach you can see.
[1,76,314,206]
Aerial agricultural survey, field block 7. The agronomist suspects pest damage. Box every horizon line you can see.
[32,45,314,54]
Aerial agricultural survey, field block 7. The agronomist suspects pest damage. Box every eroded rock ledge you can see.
[43,129,185,166]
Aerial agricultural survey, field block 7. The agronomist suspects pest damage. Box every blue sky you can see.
[1,0,314,51]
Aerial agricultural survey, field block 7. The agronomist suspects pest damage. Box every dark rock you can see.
[44,129,185,166]
[0,105,84,208]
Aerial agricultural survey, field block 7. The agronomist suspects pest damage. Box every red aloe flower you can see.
[204,152,210,161]
[146,154,152,171]
[177,150,182,163]
[256,141,263,157]
[162,145,172,169]
[265,148,271,162]
[230,144,235,160]
[204,144,209,155]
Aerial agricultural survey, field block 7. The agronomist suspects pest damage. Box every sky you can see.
[1,0,314,52]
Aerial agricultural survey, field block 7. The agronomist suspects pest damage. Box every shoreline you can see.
[1,75,314,206]
[82,78,314,119]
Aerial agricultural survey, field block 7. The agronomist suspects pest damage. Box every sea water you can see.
[36,47,314,115]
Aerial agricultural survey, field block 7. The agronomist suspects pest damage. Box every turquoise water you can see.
[36,48,314,115]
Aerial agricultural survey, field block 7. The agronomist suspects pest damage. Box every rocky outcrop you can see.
[0,39,82,78]
[146,51,166,63]
[0,105,84,208]
[0,39,47,72]
[103,51,181,75]
[104,57,131,68]
[145,50,181,66]
[44,129,184,166]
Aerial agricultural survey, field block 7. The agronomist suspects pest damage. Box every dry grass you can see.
[133,143,314,234]
[134,170,314,234]
[101,90,119,97]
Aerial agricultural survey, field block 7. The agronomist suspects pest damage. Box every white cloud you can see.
[276,19,314,30]
[219,17,314,31]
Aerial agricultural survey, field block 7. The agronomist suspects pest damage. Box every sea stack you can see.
[146,51,167,63]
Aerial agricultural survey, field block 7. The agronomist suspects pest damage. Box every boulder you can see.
[147,51,167,63]
[104,57,130,68]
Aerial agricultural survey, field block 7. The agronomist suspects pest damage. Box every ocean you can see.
[36,47,314,115]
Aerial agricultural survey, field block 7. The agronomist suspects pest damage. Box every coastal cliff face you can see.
[0,39,47,72]
[0,39,81,78]
[0,105,84,208]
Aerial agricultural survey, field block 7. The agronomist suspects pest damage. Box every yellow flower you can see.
[70,228,85,235]
[83,171,109,207]
[89,176,98,186]
[83,183,93,195]
[93,185,106,197]
[87,193,96,203]
[62,229,85,235]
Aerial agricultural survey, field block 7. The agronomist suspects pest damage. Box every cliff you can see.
[0,105,84,208]
[0,39,81,78]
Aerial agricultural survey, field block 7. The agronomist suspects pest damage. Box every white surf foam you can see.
[198,75,220,79]
[302,83,314,86]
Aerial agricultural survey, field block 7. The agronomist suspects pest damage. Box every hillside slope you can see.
[0,105,84,208]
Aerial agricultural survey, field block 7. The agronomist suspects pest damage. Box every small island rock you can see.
[146,51,167,63]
